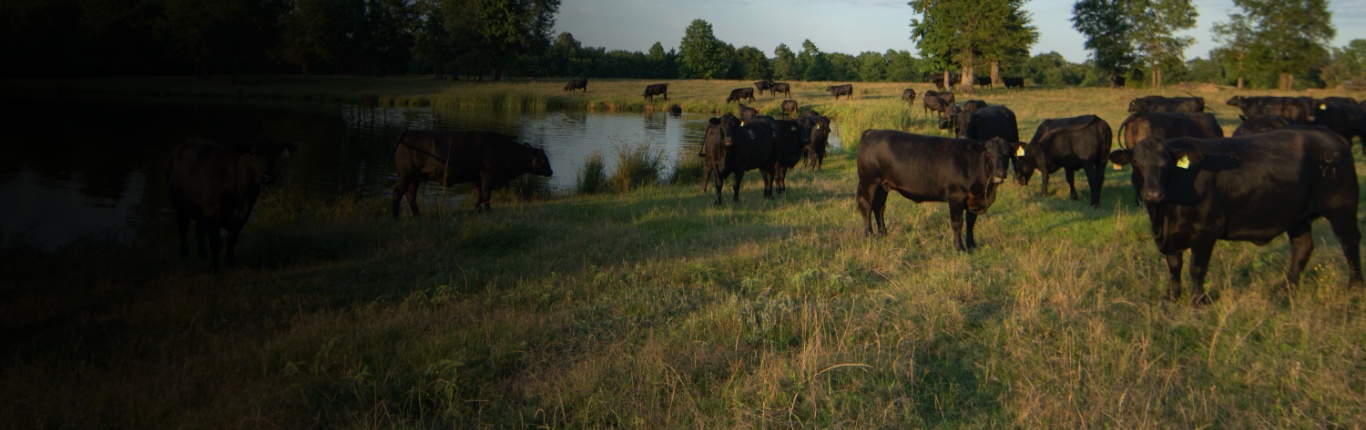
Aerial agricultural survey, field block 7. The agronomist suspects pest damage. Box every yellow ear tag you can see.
[1111,163,1122,170]
[790,126,796,131]
[1015,146,1025,156]
[740,121,746,126]
[1176,155,1191,169]
[1320,103,1328,110]
[815,124,822,130]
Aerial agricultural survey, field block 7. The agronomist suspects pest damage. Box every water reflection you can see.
[0,98,753,251]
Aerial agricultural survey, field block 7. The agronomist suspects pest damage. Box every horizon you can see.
[557,0,1366,65]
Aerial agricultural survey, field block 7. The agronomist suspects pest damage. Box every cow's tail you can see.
[389,129,409,162]
[1116,114,1137,149]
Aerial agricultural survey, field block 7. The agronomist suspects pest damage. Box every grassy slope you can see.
[5,77,1366,428]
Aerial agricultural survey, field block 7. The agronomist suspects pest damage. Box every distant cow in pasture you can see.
[738,103,759,120]
[921,90,954,117]
[1108,75,1126,88]
[771,82,791,97]
[563,78,587,92]
[1232,114,1293,137]
[1322,96,1358,105]
[391,130,552,216]
[902,88,916,105]
[701,113,776,204]
[1002,77,1025,88]
[1128,96,1205,113]
[1107,127,1363,305]
[754,79,774,94]
[944,100,990,134]
[975,76,992,89]
[642,83,669,101]
[1226,96,1294,118]
[955,105,1018,145]
[827,84,854,100]
[668,104,682,116]
[857,130,1013,251]
[168,136,297,272]
[727,87,756,103]
[930,74,960,90]
[781,99,799,117]
[1015,115,1113,208]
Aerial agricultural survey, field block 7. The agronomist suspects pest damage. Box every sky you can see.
[556,0,1366,64]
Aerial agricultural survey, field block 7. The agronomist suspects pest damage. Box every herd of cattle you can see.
[167,80,1366,305]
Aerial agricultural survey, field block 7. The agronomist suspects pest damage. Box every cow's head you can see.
[1127,98,1143,113]
[704,116,733,153]
[524,143,553,177]
[1225,96,1244,108]
[938,105,959,131]
[236,136,297,185]
[1108,137,1233,204]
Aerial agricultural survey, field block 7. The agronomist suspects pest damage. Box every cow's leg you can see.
[1164,251,1185,302]
[1064,168,1079,200]
[713,171,726,205]
[948,203,967,251]
[775,166,787,194]
[1130,170,1143,206]
[872,187,889,234]
[195,222,209,258]
[1326,213,1365,287]
[732,171,743,202]
[405,179,421,217]
[1084,162,1103,209]
[964,211,979,250]
[1285,221,1315,287]
[177,213,191,258]
[1188,240,1216,306]
[1039,165,1051,197]
[476,173,494,212]
[223,226,241,265]
[857,180,877,235]
[205,221,223,272]
[701,163,712,193]
[392,176,411,219]
[760,169,774,199]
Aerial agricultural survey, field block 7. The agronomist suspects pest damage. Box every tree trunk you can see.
[1279,73,1294,90]
[961,63,974,93]
[943,70,951,90]
[991,61,1001,87]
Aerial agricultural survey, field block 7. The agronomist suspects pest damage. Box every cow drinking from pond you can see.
[392,130,552,217]
[1107,127,1363,305]
[857,130,1013,251]
[168,136,296,272]
[642,83,669,101]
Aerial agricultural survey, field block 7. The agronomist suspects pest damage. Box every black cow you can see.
[1232,114,1293,137]
[1226,96,1292,118]
[754,79,774,94]
[943,100,988,133]
[392,130,552,216]
[902,88,916,105]
[1108,75,1126,88]
[796,111,831,170]
[1322,96,1358,105]
[564,78,587,92]
[1310,102,1366,150]
[955,105,1018,144]
[1128,96,1205,113]
[771,82,791,97]
[827,84,854,100]
[930,74,961,90]
[668,104,683,116]
[168,137,297,271]
[1116,111,1224,205]
[1015,115,1113,208]
[922,90,954,117]
[1107,127,1363,305]
[975,76,992,89]
[642,83,669,101]
[764,116,812,194]
[1002,77,1025,88]
[701,114,776,204]
[738,103,759,120]
[856,130,1013,251]
[781,99,799,117]
[727,87,756,103]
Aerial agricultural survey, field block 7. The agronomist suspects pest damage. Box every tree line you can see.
[3,0,1362,90]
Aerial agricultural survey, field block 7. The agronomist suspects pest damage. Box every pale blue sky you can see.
[556,0,1366,63]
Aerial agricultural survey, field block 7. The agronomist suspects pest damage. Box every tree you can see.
[1023,51,1087,86]
[1321,40,1366,88]
[277,0,366,75]
[678,19,730,79]
[159,0,291,78]
[884,49,921,82]
[734,46,772,80]
[772,43,796,80]
[829,52,859,81]
[1235,0,1334,89]
[1072,0,1136,86]
[1128,0,1196,87]
[1211,13,1254,89]
[469,0,559,81]
[857,51,888,82]
[911,0,1035,89]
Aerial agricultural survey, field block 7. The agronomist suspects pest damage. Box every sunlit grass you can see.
[4,78,1366,428]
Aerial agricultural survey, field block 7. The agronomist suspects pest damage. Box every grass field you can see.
[5,77,1366,428]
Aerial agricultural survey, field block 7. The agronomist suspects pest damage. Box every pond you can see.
[0,97,842,251]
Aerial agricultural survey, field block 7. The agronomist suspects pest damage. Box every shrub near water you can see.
[608,142,668,192]
[575,151,609,194]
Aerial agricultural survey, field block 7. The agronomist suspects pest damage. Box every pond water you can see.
[0,97,841,251]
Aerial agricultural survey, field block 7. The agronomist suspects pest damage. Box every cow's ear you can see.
[1238,114,1247,121]
[1108,149,1133,166]
[709,117,721,125]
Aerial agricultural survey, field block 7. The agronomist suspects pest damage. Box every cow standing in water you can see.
[392,130,552,216]
[168,136,296,272]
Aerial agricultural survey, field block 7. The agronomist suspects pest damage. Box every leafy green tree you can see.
[470,0,559,80]
[1211,12,1254,89]
[772,43,796,80]
[1128,0,1196,87]
[1235,0,1334,89]
[1184,56,1227,84]
[1023,51,1087,86]
[159,0,291,78]
[911,0,1035,89]
[277,0,365,75]
[795,39,823,80]
[678,19,730,79]
[646,42,676,78]
[829,52,858,81]
[1321,40,1366,88]
[1072,0,1136,86]
[884,49,921,82]
[857,51,888,82]
[735,45,772,80]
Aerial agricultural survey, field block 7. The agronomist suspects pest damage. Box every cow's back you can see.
[858,130,977,202]
[169,139,246,218]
